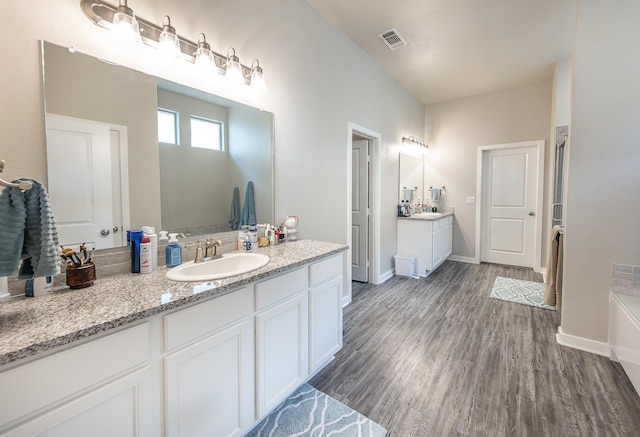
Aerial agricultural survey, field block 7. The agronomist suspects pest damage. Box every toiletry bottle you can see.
[166,233,182,268]
[25,276,53,297]
[129,229,144,273]
[142,226,158,271]
[140,236,152,274]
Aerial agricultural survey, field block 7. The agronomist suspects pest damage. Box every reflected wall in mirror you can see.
[399,153,424,205]
[42,41,274,249]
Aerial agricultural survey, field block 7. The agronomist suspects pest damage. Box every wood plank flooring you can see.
[310,261,640,436]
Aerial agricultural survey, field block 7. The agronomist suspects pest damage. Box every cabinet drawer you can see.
[255,268,308,311]
[164,287,249,351]
[0,323,149,427]
[309,255,342,287]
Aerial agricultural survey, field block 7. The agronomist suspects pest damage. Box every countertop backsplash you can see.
[5,231,241,296]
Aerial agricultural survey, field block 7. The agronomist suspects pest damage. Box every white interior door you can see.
[46,114,115,249]
[351,139,369,282]
[481,145,538,267]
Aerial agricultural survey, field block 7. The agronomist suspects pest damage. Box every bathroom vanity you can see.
[0,240,346,437]
[397,213,454,277]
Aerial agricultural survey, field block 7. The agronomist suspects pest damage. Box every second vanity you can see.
[397,212,454,277]
[0,240,346,437]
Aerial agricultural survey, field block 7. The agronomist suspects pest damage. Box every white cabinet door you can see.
[3,368,152,437]
[165,320,252,437]
[255,292,309,417]
[443,224,453,259]
[433,227,445,267]
[309,276,343,374]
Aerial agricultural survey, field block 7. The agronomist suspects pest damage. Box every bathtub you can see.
[609,292,640,394]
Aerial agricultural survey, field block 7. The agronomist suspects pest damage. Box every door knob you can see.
[100,228,111,236]
[528,211,535,216]
[113,225,119,233]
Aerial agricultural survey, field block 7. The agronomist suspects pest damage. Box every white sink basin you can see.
[413,212,443,219]
[166,252,270,282]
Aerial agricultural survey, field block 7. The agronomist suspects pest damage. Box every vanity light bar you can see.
[402,136,428,148]
[80,0,261,86]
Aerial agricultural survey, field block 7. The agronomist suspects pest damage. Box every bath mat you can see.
[490,276,555,310]
[244,383,387,437]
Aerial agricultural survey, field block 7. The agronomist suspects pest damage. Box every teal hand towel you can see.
[0,179,61,278]
[229,186,241,231]
[240,181,257,227]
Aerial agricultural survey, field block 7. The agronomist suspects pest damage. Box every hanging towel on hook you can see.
[430,188,441,203]
[229,186,241,231]
[0,179,60,278]
[240,181,257,227]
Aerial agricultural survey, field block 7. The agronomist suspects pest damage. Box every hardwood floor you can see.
[310,261,640,436]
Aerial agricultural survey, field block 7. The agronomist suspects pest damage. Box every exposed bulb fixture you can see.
[224,48,245,87]
[248,60,268,94]
[81,0,269,94]
[111,0,142,43]
[157,16,182,58]
[402,136,428,149]
[194,33,216,72]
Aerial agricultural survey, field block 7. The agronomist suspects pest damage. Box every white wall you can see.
[553,57,572,128]
[0,0,424,278]
[424,81,552,263]
[562,0,640,344]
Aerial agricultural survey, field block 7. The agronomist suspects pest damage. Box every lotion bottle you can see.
[140,236,152,274]
[166,233,182,268]
[142,226,158,271]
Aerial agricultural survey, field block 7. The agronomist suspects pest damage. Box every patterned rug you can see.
[489,276,555,310]
[244,384,387,437]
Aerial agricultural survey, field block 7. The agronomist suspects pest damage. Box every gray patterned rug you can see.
[244,384,387,437]
[489,276,555,310]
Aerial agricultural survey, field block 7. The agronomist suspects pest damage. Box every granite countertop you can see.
[0,240,347,366]
[397,211,454,221]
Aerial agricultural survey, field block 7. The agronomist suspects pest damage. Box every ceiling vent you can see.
[378,28,407,50]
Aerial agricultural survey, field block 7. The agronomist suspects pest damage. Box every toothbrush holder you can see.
[66,264,96,289]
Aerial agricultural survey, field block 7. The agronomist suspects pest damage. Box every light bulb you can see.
[111,1,142,43]
[249,60,268,94]
[225,48,245,87]
[194,34,216,72]
[158,16,182,59]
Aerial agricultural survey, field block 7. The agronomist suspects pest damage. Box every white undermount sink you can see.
[166,252,270,282]
[413,212,443,219]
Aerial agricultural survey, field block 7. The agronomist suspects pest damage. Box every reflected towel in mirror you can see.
[240,181,257,227]
[229,186,241,231]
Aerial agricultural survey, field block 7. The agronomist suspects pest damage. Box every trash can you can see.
[394,254,416,277]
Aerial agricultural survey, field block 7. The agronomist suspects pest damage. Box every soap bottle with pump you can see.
[165,233,182,268]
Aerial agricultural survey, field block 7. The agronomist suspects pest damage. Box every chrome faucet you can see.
[194,241,204,263]
[212,240,222,257]
[196,239,222,263]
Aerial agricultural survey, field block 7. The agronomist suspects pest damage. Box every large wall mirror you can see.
[398,152,424,205]
[42,41,274,249]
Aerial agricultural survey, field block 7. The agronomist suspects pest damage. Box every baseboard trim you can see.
[378,269,395,284]
[556,326,611,357]
[447,255,476,264]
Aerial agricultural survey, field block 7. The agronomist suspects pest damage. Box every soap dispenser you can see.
[165,233,182,268]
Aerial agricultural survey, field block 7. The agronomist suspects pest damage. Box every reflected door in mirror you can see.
[46,114,126,249]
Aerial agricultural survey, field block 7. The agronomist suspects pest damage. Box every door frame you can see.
[346,123,381,304]
[475,140,545,271]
